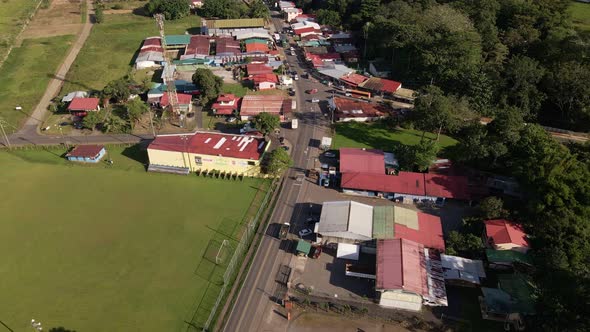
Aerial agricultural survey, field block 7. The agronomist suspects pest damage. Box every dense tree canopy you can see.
[253,112,280,135]
[191,68,223,104]
[146,0,190,20]
[199,0,268,20]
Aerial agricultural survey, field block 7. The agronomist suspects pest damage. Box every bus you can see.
[347,89,371,99]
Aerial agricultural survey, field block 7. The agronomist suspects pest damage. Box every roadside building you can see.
[316,201,374,244]
[279,1,296,11]
[328,97,388,122]
[202,18,266,36]
[284,7,302,22]
[164,35,191,48]
[67,97,100,117]
[147,131,270,176]
[440,254,486,287]
[339,148,385,174]
[159,93,193,113]
[65,145,106,163]
[246,63,273,76]
[245,39,269,54]
[239,95,291,121]
[211,94,240,116]
[279,75,293,86]
[291,21,321,37]
[251,74,278,90]
[369,60,393,78]
[484,219,530,253]
[359,77,402,95]
[215,37,241,57]
[376,239,447,311]
[339,73,368,88]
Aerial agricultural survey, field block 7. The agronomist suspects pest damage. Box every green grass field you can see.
[0,145,265,331]
[0,35,74,132]
[0,0,41,59]
[570,1,590,31]
[62,14,201,93]
[333,122,458,152]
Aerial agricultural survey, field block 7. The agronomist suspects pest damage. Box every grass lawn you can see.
[333,122,458,152]
[62,13,200,93]
[0,145,266,331]
[569,1,590,31]
[222,83,251,97]
[0,0,41,59]
[0,35,74,132]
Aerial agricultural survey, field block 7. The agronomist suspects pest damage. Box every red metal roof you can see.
[332,97,387,120]
[484,219,530,247]
[139,46,164,53]
[216,94,237,102]
[148,132,267,160]
[294,26,320,35]
[240,95,288,116]
[341,172,426,196]
[212,94,240,115]
[185,35,210,56]
[65,145,104,158]
[68,98,99,111]
[376,239,427,295]
[317,53,342,61]
[246,64,273,75]
[142,37,161,48]
[340,73,368,87]
[160,93,192,107]
[394,212,445,251]
[339,148,384,174]
[216,37,240,55]
[245,43,269,53]
[251,73,278,84]
[360,77,401,94]
[424,174,470,200]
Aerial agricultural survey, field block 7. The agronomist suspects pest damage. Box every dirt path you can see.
[18,0,94,138]
[103,9,133,15]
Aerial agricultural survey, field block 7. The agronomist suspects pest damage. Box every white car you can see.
[299,228,313,238]
[311,98,320,103]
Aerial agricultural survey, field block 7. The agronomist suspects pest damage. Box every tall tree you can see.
[103,77,132,103]
[502,55,546,120]
[192,68,223,104]
[248,0,270,19]
[125,98,149,125]
[544,61,590,130]
[253,112,280,135]
[264,148,293,176]
[315,9,341,28]
[146,0,190,20]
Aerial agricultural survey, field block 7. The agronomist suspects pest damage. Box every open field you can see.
[0,145,265,331]
[570,1,590,31]
[19,0,84,40]
[62,13,200,93]
[0,0,41,60]
[333,122,458,152]
[0,35,74,131]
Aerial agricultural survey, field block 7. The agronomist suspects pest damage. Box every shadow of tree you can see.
[49,327,77,332]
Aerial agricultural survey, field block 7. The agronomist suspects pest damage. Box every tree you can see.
[82,111,102,131]
[102,115,128,133]
[103,77,131,103]
[191,68,223,104]
[502,55,546,119]
[94,3,104,24]
[398,140,440,172]
[316,9,341,28]
[445,231,484,257]
[478,196,505,219]
[264,148,293,176]
[248,0,270,20]
[199,0,248,19]
[146,0,190,20]
[253,112,280,135]
[126,98,149,125]
[544,61,590,130]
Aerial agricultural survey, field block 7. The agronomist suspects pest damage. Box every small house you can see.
[65,145,106,163]
[211,94,240,116]
[67,97,100,117]
[484,220,530,253]
[251,74,278,90]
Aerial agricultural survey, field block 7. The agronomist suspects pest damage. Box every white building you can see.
[315,201,373,244]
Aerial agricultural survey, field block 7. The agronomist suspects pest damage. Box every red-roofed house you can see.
[424,174,470,200]
[212,94,240,116]
[245,42,269,54]
[360,77,402,94]
[250,74,278,90]
[339,148,385,174]
[340,73,368,87]
[484,220,530,253]
[376,239,447,311]
[147,131,270,176]
[239,95,291,121]
[160,93,193,113]
[68,98,100,117]
[328,97,388,122]
[291,21,321,37]
[246,63,273,75]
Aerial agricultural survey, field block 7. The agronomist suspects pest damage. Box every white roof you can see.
[318,201,373,241]
[233,29,271,40]
[61,91,88,102]
[318,64,354,80]
[337,243,360,260]
[291,21,320,31]
[440,254,486,285]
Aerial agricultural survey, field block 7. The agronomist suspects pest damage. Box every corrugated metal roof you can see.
[376,239,427,296]
[318,201,350,233]
[339,148,385,174]
[207,18,265,29]
[165,35,191,45]
[394,205,419,230]
[348,201,373,239]
[485,219,529,247]
[372,206,395,239]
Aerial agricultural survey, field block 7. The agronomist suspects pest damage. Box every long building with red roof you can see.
[147,131,270,176]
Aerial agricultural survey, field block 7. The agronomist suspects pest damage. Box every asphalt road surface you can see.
[222,13,332,332]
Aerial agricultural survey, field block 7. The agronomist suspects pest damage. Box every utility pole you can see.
[147,107,156,137]
[0,117,11,149]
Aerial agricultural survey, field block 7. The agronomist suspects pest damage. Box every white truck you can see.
[291,118,298,129]
[320,136,332,150]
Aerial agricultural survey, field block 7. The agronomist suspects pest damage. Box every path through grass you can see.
[0,0,41,60]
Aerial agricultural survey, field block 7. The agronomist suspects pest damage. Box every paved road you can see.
[2,0,96,147]
[222,13,332,332]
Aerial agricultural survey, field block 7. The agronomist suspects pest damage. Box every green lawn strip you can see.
[62,14,200,94]
[0,146,260,331]
[569,2,590,31]
[0,35,74,133]
[0,0,41,59]
[222,83,251,97]
[80,0,87,23]
[333,122,458,153]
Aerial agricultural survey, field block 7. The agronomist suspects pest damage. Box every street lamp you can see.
[31,319,42,331]
[180,135,191,170]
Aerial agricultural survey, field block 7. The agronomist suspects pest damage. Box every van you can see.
[291,118,298,129]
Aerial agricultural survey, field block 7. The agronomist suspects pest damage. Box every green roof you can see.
[498,274,536,315]
[244,38,269,45]
[165,35,191,45]
[296,240,312,255]
[486,249,533,265]
[372,206,395,239]
[207,18,265,29]
[173,58,210,65]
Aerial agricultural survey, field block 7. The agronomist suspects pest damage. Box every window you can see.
[194,156,202,166]
[248,161,256,166]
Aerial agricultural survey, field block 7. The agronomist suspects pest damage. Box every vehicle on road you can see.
[291,118,298,129]
[279,223,291,239]
[311,245,322,259]
[306,88,318,94]
[324,151,336,158]
[289,90,295,96]
[293,74,299,80]
[299,228,312,238]
[226,116,237,123]
[311,98,320,103]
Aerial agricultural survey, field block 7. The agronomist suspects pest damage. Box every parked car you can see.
[299,228,312,238]
[279,136,285,144]
[345,92,352,97]
[293,75,299,80]
[324,151,336,158]
[226,116,237,123]
[306,89,318,94]
[59,122,69,126]
[311,98,320,103]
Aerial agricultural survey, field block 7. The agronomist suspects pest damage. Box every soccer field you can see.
[0,146,265,331]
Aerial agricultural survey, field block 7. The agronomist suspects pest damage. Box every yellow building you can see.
[147,132,270,176]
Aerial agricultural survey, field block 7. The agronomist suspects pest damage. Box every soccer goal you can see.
[215,240,230,265]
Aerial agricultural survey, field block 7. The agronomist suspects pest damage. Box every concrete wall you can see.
[147,148,265,176]
[379,290,422,311]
